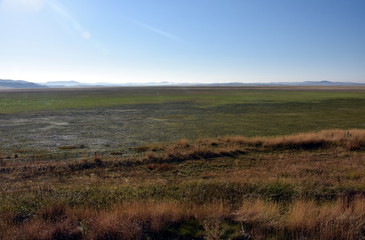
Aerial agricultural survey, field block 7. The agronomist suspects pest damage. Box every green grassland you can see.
[1,86,365,239]
[1,87,365,114]
[1,86,365,153]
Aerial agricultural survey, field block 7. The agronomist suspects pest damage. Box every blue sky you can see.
[0,0,364,84]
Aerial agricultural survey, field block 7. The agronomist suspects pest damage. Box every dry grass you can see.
[2,129,365,239]
[235,199,282,227]
[284,197,365,240]
[232,196,365,240]
[3,198,365,239]
[144,129,365,163]
[0,201,230,240]
[146,163,176,171]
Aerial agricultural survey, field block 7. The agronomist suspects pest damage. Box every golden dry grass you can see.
[234,199,281,227]
[2,129,365,239]
[3,198,365,240]
[143,129,365,163]
[0,201,230,240]
[234,197,365,240]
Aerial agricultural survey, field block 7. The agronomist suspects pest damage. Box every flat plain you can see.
[1,86,365,152]
[1,86,365,239]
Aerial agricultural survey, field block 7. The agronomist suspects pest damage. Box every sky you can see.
[0,0,365,84]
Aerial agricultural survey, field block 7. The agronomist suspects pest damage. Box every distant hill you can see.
[0,79,47,89]
[196,81,365,87]
[278,81,365,86]
[303,81,365,86]
[45,81,81,87]
[1,79,364,88]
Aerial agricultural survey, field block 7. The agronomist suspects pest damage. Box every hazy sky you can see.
[1,0,364,84]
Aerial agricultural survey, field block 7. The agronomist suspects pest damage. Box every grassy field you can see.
[1,86,365,113]
[1,86,365,239]
[1,86,365,153]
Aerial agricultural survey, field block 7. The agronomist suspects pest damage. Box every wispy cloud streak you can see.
[47,0,110,55]
[129,19,181,41]
[47,0,91,40]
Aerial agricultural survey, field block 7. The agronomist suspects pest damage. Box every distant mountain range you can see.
[0,79,48,88]
[44,81,80,87]
[201,81,365,86]
[0,79,364,89]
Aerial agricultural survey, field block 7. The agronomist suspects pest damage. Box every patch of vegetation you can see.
[2,87,365,153]
[1,87,365,239]
[1,130,365,239]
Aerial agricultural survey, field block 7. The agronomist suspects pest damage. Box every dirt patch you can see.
[0,103,208,152]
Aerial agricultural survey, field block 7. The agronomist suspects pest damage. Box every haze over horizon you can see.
[1,0,365,84]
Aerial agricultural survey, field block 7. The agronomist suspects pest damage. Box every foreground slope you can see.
[1,130,365,239]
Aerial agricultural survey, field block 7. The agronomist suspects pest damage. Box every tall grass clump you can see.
[144,129,365,163]
[0,201,231,240]
[233,196,365,240]
[285,196,365,240]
